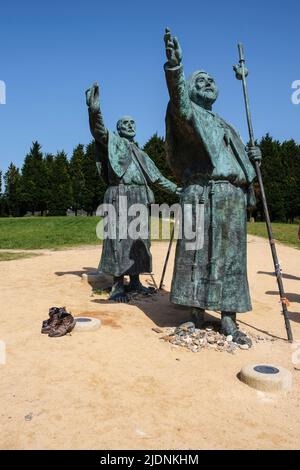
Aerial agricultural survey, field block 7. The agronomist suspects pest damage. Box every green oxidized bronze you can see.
[163,29,262,345]
[86,82,179,302]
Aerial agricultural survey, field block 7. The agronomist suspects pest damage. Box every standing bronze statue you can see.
[86,82,180,302]
[163,29,262,345]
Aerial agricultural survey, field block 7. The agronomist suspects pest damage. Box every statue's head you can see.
[188,71,219,110]
[117,116,136,141]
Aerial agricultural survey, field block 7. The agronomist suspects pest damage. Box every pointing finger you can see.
[164,27,172,45]
[173,36,179,49]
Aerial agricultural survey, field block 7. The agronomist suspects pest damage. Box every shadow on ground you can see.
[55,267,97,277]
[237,319,286,341]
[91,282,221,329]
[258,271,300,281]
[284,312,300,324]
[265,291,300,304]
[67,270,295,335]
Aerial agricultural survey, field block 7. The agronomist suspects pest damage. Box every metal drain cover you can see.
[254,365,280,375]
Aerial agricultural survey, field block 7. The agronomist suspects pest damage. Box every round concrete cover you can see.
[74,317,101,332]
[239,364,292,392]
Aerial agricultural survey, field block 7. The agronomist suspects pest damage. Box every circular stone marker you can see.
[239,364,292,392]
[74,317,101,332]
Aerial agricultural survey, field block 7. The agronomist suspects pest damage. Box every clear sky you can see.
[0,0,299,174]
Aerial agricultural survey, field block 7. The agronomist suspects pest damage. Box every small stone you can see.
[160,335,174,342]
[152,327,163,334]
[226,335,233,342]
[207,337,216,344]
[176,322,195,332]
[25,413,33,421]
[239,344,249,350]
[206,326,213,332]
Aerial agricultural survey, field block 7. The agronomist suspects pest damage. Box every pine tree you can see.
[257,134,300,222]
[47,151,72,216]
[21,141,47,215]
[44,153,55,214]
[0,170,5,216]
[81,142,106,215]
[4,163,22,216]
[143,133,178,206]
[258,134,286,222]
[280,139,300,222]
[0,171,3,216]
[69,144,86,215]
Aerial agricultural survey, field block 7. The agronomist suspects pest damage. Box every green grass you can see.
[0,216,101,249]
[0,216,170,250]
[0,252,41,261]
[0,217,299,251]
[247,222,300,249]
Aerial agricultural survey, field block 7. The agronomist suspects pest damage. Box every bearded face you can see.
[117,116,136,141]
[190,72,219,109]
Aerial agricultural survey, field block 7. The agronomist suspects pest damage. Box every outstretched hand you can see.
[164,28,182,67]
[85,82,100,112]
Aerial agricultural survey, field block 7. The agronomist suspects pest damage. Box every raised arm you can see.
[164,28,192,121]
[85,82,108,144]
[154,173,181,196]
[140,150,181,196]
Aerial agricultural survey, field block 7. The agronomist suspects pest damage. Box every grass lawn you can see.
[0,216,101,249]
[247,222,300,249]
[0,217,299,251]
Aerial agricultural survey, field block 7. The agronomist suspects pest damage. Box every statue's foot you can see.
[109,291,130,302]
[232,330,252,347]
[191,308,205,328]
[221,313,237,336]
[127,281,156,296]
[221,312,252,347]
[109,282,129,303]
[109,291,130,303]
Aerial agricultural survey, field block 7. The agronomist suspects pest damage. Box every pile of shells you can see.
[155,322,252,354]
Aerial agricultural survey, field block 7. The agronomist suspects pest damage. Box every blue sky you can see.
[0,0,299,174]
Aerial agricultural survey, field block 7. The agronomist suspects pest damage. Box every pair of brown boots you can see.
[41,307,76,337]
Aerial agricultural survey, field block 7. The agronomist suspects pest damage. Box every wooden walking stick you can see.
[234,43,293,342]
[159,222,175,290]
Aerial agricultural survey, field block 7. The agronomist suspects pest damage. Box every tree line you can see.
[0,133,300,222]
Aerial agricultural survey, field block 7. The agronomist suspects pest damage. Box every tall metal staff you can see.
[234,43,293,342]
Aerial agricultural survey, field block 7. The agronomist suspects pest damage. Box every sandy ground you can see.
[0,235,300,450]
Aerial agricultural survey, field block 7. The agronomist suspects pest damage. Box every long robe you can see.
[164,64,256,313]
[91,125,177,277]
